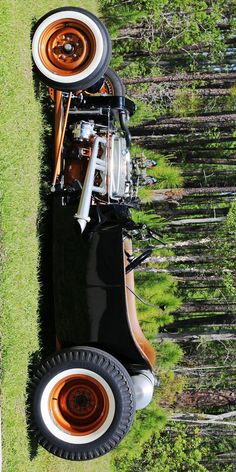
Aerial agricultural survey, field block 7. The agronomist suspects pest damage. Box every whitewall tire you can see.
[29,347,135,460]
[32,8,112,91]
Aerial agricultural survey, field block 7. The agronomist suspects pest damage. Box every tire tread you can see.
[29,346,135,461]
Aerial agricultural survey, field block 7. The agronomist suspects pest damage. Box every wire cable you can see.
[126,284,158,308]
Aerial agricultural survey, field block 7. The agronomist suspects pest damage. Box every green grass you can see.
[0,1,113,471]
[0,3,185,471]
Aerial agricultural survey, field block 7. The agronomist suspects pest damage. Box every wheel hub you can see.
[75,393,89,408]
[49,374,110,435]
[67,386,96,415]
[63,42,75,55]
[39,20,96,75]
[49,28,87,68]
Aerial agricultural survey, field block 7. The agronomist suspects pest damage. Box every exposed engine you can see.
[54,92,155,232]
[62,117,133,201]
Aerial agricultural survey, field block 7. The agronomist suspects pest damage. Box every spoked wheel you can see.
[29,347,135,461]
[32,8,112,91]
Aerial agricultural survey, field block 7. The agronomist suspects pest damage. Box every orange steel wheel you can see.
[98,79,114,95]
[32,8,112,91]
[30,348,135,461]
[84,68,125,96]
[84,77,114,96]
[39,20,95,76]
[49,374,109,435]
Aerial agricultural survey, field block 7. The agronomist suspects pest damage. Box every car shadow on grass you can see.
[26,60,56,460]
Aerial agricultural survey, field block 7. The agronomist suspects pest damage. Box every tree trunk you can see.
[173,389,236,409]
[174,302,236,314]
[132,122,236,135]
[123,72,236,85]
[149,254,218,264]
[151,187,236,202]
[132,135,236,150]
[164,314,236,331]
[139,268,222,276]
[174,365,236,373]
[155,332,236,342]
[177,275,221,282]
[156,207,229,218]
[151,237,212,250]
[171,411,236,426]
[181,159,236,165]
[135,113,236,126]
[164,88,231,97]
[169,217,225,225]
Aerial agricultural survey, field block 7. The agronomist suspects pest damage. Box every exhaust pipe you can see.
[74,136,107,233]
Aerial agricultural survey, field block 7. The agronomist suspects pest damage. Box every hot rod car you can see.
[30,7,157,461]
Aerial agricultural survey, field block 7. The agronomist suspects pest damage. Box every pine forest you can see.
[100,1,236,470]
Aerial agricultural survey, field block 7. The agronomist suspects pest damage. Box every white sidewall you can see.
[32,11,104,84]
[40,368,116,444]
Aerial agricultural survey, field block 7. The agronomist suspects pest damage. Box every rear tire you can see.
[105,68,125,96]
[29,347,135,460]
[32,8,112,91]
[85,67,125,96]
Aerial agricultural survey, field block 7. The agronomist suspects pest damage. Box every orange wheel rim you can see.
[84,78,114,96]
[99,79,114,95]
[39,19,96,76]
[49,374,110,435]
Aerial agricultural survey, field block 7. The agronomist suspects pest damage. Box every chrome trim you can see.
[74,136,107,232]
[131,370,155,410]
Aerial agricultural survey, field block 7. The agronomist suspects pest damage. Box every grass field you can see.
[0,1,113,471]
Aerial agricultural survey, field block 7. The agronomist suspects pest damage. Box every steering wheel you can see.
[126,249,152,274]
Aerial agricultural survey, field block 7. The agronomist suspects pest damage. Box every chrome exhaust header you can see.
[74,136,107,233]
